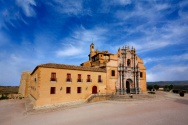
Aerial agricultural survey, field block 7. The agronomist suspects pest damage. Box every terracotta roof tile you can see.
[31,63,106,75]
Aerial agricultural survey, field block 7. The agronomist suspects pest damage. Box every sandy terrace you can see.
[0,91,188,125]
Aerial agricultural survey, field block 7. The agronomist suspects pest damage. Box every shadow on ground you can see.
[174,98,188,105]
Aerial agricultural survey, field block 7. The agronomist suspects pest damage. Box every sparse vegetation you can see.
[153,85,159,91]
[172,89,180,93]
[179,91,185,97]
[148,91,155,94]
[163,85,173,91]
[0,94,9,100]
[147,85,153,91]
[0,86,20,100]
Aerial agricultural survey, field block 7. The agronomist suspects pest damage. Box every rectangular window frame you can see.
[111,70,115,76]
[98,75,102,83]
[66,87,71,94]
[66,73,72,82]
[77,74,82,82]
[51,72,57,81]
[77,87,81,93]
[87,75,92,82]
[140,72,143,78]
[50,87,56,94]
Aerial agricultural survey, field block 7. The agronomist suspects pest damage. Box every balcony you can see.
[98,79,103,83]
[86,79,92,82]
[50,78,57,82]
[77,79,83,83]
[66,78,72,82]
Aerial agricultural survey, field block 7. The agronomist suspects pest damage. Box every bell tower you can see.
[90,43,95,61]
[90,43,94,53]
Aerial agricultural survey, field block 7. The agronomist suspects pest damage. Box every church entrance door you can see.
[126,80,131,93]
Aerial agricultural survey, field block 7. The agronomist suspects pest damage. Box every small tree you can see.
[154,84,159,91]
[0,94,9,100]
[147,85,153,91]
[169,84,173,90]
[164,85,169,91]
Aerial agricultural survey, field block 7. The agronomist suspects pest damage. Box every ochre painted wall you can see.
[32,67,106,107]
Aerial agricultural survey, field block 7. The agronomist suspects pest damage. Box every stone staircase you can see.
[25,97,34,113]
[110,94,155,101]
[86,94,114,103]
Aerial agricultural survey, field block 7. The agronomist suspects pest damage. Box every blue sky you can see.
[0,0,188,86]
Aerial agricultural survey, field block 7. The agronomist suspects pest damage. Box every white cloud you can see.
[154,3,170,11]
[108,0,131,6]
[56,44,83,57]
[0,8,28,30]
[55,26,108,58]
[16,0,36,17]
[0,52,37,86]
[0,31,9,46]
[112,15,188,53]
[144,53,188,64]
[147,64,188,82]
[118,0,131,5]
[48,0,83,15]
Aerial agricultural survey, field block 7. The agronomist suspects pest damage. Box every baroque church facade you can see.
[19,43,146,108]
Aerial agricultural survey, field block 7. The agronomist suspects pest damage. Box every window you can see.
[77,74,82,82]
[66,87,71,94]
[34,78,37,82]
[111,70,115,76]
[127,59,131,67]
[140,72,143,78]
[51,72,56,81]
[87,75,91,82]
[98,75,102,83]
[77,87,81,93]
[66,73,71,82]
[50,87,56,94]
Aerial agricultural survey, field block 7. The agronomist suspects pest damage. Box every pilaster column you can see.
[120,71,122,95]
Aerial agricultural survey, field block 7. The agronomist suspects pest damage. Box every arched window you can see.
[127,59,131,67]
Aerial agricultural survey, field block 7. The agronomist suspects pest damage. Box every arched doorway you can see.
[126,79,132,93]
[92,86,97,94]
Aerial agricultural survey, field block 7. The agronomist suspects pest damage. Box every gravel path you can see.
[0,92,188,125]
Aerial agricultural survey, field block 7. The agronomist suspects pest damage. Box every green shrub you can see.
[179,91,185,97]
[173,89,180,93]
[147,85,153,91]
[182,90,187,93]
[148,91,155,94]
[0,94,9,100]
[173,90,187,94]
[154,85,159,90]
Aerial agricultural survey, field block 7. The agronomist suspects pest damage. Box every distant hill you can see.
[0,86,19,94]
[147,81,188,85]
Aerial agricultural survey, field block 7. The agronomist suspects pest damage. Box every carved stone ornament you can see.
[126,72,132,78]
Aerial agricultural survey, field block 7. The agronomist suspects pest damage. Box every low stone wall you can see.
[86,94,114,103]
[0,93,22,99]
[8,94,23,99]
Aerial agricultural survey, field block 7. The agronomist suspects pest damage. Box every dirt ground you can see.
[0,92,188,125]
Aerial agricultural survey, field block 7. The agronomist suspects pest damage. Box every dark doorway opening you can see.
[126,81,130,93]
[92,86,97,94]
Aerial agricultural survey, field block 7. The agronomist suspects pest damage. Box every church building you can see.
[19,43,146,108]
